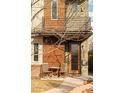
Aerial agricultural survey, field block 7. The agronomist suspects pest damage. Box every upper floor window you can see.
[51,0,58,19]
[72,1,78,13]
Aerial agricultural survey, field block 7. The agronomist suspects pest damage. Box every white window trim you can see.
[51,0,58,20]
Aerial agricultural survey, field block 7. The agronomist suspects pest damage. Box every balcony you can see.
[32,16,91,32]
[31,16,92,41]
[65,16,91,32]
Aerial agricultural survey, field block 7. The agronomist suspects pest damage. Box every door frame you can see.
[68,41,81,74]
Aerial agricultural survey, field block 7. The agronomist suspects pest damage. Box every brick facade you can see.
[31,0,92,78]
[43,0,65,67]
[31,64,42,79]
[43,37,65,67]
[44,0,65,31]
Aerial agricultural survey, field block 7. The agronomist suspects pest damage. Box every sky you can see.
[88,0,93,12]
[88,0,93,21]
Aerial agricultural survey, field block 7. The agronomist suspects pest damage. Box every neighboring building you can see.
[31,0,93,78]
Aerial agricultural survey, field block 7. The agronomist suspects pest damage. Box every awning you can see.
[31,30,93,42]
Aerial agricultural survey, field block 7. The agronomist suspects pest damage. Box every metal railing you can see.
[32,16,92,33]
[65,16,91,31]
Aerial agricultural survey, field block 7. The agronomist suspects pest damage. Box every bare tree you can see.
[31,0,92,56]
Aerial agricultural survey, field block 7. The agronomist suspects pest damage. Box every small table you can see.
[49,67,60,77]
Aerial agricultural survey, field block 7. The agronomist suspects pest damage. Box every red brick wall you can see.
[43,37,65,67]
[43,0,65,66]
[44,0,65,31]
[31,65,42,79]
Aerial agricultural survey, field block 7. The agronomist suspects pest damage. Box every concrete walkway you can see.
[41,77,84,93]
[70,82,93,93]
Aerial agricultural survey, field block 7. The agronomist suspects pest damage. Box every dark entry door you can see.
[69,43,81,74]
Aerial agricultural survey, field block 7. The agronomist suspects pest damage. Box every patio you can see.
[41,63,66,78]
[41,76,91,93]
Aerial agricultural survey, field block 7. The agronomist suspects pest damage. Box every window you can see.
[34,43,39,61]
[72,1,77,12]
[51,0,58,19]
[44,37,58,44]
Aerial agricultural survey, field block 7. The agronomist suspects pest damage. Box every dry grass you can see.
[32,79,63,93]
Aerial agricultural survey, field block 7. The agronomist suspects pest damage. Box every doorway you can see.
[69,42,81,74]
[88,49,93,75]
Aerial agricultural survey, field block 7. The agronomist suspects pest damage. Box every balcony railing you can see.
[65,16,91,32]
[32,16,91,34]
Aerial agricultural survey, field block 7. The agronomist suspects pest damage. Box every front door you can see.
[69,42,81,74]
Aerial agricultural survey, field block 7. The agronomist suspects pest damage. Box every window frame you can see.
[51,0,58,20]
[34,43,39,61]
[72,1,78,13]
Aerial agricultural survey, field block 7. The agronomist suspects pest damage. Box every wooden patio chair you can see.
[42,63,52,78]
[60,64,66,77]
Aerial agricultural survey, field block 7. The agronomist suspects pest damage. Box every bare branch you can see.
[31,0,39,6]
[31,8,45,21]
